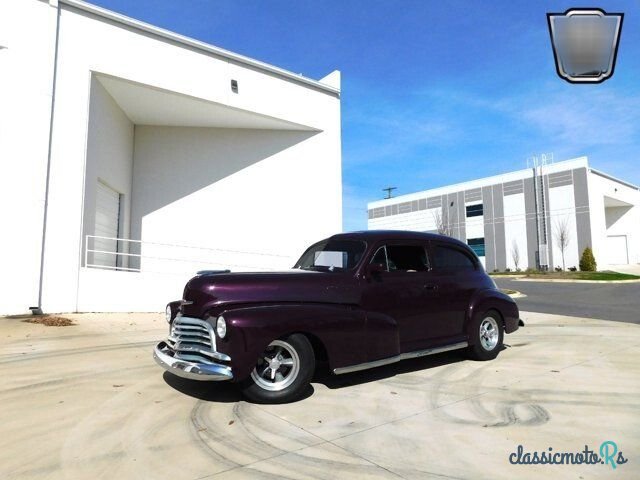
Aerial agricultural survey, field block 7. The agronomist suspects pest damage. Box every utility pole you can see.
[383,187,397,199]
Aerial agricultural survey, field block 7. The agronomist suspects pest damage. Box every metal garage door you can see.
[605,235,628,265]
[93,181,121,268]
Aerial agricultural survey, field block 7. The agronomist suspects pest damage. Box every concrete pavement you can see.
[1,312,638,479]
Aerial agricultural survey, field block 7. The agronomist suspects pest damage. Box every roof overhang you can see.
[61,0,340,95]
[95,74,318,130]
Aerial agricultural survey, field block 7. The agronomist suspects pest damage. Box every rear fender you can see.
[466,289,520,344]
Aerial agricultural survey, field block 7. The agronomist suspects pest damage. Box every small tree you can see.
[554,217,571,271]
[579,247,597,271]
[511,239,520,271]
[432,209,452,236]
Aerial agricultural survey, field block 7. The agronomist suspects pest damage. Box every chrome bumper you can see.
[154,341,233,381]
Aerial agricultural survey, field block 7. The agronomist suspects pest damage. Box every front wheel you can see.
[240,334,315,403]
[467,310,504,361]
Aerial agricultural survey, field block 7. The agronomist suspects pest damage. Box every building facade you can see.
[0,0,342,315]
[368,157,640,271]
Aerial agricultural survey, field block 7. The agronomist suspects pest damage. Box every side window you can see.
[433,245,475,270]
[386,245,430,272]
[370,246,388,271]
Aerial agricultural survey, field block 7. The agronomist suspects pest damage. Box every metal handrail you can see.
[84,235,293,273]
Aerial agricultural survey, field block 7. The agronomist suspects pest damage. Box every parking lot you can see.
[1,308,638,480]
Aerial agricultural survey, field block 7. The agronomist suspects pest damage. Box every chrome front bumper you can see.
[154,341,233,381]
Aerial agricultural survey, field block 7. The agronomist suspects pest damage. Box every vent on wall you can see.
[231,79,238,93]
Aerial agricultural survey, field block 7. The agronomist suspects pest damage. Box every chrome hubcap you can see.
[251,340,300,391]
[479,317,499,351]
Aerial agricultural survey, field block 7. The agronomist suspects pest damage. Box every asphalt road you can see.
[495,278,640,324]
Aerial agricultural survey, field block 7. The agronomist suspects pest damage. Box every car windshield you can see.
[294,239,366,272]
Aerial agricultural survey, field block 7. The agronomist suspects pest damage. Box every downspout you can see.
[31,0,61,315]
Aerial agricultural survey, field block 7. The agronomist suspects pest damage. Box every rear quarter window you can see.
[433,244,476,270]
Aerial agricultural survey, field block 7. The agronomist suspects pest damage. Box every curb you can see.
[512,278,640,284]
[500,289,527,299]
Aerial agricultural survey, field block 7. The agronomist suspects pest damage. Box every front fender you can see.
[466,289,520,344]
[216,304,368,381]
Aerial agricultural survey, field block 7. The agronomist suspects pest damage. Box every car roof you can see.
[328,230,471,249]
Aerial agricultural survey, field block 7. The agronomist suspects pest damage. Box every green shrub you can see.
[579,247,597,272]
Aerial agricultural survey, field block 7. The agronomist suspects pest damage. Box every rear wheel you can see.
[467,310,504,361]
[240,334,315,403]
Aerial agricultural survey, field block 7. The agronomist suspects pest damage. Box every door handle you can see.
[424,284,438,291]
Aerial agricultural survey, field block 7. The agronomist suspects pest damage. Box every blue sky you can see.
[92,0,640,231]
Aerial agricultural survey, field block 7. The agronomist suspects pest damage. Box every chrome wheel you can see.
[479,316,499,351]
[250,340,300,392]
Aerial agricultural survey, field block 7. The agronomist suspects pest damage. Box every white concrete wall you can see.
[130,126,329,273]
[588,172,640,266]
[548,184,579,270]
[0,0,56,314]
[82,76,134,265]
[1,1,341,314]
[503,193,528,270]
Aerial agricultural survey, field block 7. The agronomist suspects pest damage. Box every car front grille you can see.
[166,315,226,364]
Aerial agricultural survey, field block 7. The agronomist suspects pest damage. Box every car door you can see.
[426,241,478,340]
[360,241,438,353]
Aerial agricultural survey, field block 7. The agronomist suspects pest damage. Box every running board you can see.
[333,341,468,375]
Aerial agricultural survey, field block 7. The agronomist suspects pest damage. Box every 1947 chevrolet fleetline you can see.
[154,231,522,403]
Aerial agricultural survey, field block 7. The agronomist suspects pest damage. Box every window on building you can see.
[433,245,475,270]
[467,238,485,257]
[466,203,483,217]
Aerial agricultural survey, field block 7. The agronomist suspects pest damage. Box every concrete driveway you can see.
[1,312,638,479]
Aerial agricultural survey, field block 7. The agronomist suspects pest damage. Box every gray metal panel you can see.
[418,198,427,210]
[448,193,459,239]
[427,196,441,209]
[543,175,554,269]
[482,186,495,271]
[399,201,412,214]
[385,205,392,216]
[572,167,592,255]
[457,191,466,242]
[368,209,374,220]
[523,177,538,268]
[411,200,419,212]
[391,204,398,215]
[548,170,573,188]
[464,188,482,202]
[492,184,506,271]
[503,179,524,196]
[441,195,449,234]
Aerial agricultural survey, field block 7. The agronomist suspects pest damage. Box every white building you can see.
[368,157,640,271]
[0,0,342,315]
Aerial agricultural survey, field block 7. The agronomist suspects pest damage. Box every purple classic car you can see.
[154,231,522,403]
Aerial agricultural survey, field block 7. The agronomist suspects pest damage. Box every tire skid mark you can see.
[425,361,552,428]
[0,364,155,394]
[0,340,157,364]
[189,401,318,467]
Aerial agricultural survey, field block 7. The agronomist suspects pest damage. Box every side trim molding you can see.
[333,341,468,375]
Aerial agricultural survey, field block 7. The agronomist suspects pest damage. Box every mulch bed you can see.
[22,316,76,327]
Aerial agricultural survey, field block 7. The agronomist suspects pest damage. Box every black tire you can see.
[240,333,315,403]
[467,309,504,361]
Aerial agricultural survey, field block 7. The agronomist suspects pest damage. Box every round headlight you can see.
[216,316,227,339]
[165,304,172,323]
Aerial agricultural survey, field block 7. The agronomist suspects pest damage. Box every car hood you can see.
[181,269,361,317]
